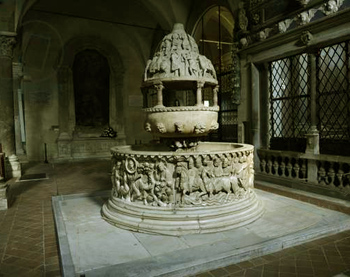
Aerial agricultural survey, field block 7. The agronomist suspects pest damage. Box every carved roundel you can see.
[125,157,137,174]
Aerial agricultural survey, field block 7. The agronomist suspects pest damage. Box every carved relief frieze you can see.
[110,149,254,207]
[240,0,347,49]
[144,25,217,83]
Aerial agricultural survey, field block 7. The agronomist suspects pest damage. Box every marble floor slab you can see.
[52,189,350,277]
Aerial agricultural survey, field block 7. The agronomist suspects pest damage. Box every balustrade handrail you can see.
[258,148,350,163]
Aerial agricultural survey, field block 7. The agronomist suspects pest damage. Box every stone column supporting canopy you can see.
[0,32,21,179]
[196,80,205,106]
[154,82,164,107]
[213,85,219,107]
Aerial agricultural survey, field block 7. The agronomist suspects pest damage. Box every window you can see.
[73,49,110,129]
[317,42,350,155]
[269,54,310,152]
[193,6,237,142]
[268,40,350,155]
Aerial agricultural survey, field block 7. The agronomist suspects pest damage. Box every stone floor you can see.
[0,160,350,277]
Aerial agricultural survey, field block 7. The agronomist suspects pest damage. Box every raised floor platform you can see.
[52,189,350,277]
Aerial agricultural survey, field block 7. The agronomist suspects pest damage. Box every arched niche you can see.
[57,36,126,159]
[73,49,110,131]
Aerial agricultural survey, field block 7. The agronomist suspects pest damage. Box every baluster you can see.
[273,161,279,176]
[337,169,344,189]
[300,161,307,179]
[328,164,335,187]
[286,162,293,178]
[293,162,300,179]
[267,159,273,175]
[318,162,327,185]
[280,162,286,177]
[261,159,266,174]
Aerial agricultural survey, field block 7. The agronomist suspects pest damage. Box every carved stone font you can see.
[102,23,264,235]
[109,145,254,207]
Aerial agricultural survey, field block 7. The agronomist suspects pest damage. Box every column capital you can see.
[0,32,16,58]
[197,80,205,88]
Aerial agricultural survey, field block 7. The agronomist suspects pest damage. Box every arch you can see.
[191,5,235,69]
[73,49,110,129]
[57,35,126,143]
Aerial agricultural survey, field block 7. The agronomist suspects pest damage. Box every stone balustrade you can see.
[257,149,350,198]
[257,149,308,180]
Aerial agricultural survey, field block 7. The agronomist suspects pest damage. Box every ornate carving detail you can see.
[252,13,260,25]
[110,148,254,207]
[322,0,344,15]
[296,0,311,7]
[278,19,293,33]
[238,9,249,31]
[174,122,184,133]
[194,123,206,134]
[144,122,152,132]
[241,0,345,49]
[257,28,271,41]
[144,23,217,83]
[240,37,249,48]
[157,123,167,133]
[298,9,317,25]
[0,35,16,57]
[143,106,220,113]
[210,121,219,130]
[300,31,313,45]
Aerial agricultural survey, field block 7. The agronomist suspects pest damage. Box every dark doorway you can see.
[73,49,110,128]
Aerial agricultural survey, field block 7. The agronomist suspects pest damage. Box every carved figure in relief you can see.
[171,50,183,77]
[186,52,199,76]
[201,158,215,197]
[187,157,207,195]
[122,157,138,201]
[111,160,122,197]
[198,55,217,79]
[211,157,233,195]
[172,33,182,49]
[157,123,167,133]
[144,122,152,132]
[174,163,190,202]
[159,55,170,76]
[194,122,206,134]
[174,122,184,133]
[149,52,161,75]
[154,160,174,203]
[182,35,190,51]
[323,0,343,15]
[131,162,160,205]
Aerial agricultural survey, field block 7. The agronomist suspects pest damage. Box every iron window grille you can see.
[269,54,311,152]
[316,41,350,155]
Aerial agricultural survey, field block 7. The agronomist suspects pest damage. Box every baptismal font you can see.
[102,23,264,235]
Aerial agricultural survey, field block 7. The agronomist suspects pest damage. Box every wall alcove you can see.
[57,36,126,160]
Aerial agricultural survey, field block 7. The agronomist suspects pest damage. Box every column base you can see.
[5,154,22,179]
[0,183,10,210]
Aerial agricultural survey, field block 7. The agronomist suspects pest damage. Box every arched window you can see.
[193,6,237,142]
[73,49,110,130]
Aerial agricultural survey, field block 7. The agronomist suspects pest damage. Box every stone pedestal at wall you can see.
[57,132,126,160]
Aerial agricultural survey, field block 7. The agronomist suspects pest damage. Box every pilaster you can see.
[0,31,21,181]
